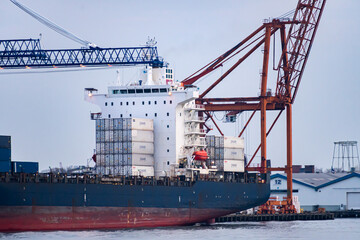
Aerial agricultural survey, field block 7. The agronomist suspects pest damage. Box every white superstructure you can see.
[85,64,245,178]
[85,65,204,178]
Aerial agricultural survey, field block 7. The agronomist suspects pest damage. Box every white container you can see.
[224,148,244,160]
[128,166,154,177]
[223,159,245,172]
[131,130,154,142]
[131,118,154,131]
[129,154,154,166]
[224,136,244,149]
[131,142,154,154]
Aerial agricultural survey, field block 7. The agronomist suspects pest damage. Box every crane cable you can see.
[10,0,96,48]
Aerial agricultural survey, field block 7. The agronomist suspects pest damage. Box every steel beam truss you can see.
[0,39,162,69]
[276,0,327,103]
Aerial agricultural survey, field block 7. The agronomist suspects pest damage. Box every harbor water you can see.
[1,218,359,240]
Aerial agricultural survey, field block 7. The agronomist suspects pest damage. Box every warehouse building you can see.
[271,172,360,211]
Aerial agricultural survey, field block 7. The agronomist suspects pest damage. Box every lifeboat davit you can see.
[193,150,208,161]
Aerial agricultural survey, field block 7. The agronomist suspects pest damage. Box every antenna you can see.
[146,37,157,47]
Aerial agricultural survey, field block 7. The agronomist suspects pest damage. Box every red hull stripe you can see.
[0,206,233,232]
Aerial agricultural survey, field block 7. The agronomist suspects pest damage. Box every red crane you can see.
[182,0,326,212]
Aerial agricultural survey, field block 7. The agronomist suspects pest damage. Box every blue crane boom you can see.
[0,39,163,69]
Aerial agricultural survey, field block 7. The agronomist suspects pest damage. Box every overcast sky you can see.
[0,0,359,171]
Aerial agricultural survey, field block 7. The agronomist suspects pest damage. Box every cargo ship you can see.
[0,63,270,232]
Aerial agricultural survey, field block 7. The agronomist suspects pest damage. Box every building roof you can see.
[271,172,360,190]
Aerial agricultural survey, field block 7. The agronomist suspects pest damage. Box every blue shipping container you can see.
[0,148,11,161]
[11,161,39,174]
[0,136,11,149]
[0,161,11,173]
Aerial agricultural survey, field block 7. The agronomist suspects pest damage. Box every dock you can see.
[215,213,334,222]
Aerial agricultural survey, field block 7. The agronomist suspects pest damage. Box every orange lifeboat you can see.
[193,150,208,161]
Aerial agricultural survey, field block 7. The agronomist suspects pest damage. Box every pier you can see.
[216,213,334,222]
[216,210,360,222]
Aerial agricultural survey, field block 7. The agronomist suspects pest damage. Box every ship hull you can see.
[0,179,270,232]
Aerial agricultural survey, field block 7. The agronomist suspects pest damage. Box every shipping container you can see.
[113,130,122,142]
[219,148,224,159]
[99,119,105,131]
[11,161,39,174]
[0,136,11,149]
[205,135,215,147]
[113,142,122,154]
[96,165,155,177]
[131,142,154,155]
[215,136,221,147]
[122,130,132,142]
[109,142,115,154]
[129,166,155,177]
[131,118,154,131]
[223,159,245,172]
[122,142,129,153]
[127,154,154,166]
[109,130,115,142]
[0,148,11,161]
[131,130,154,142]
[104,119,111,130]
[95,119,103,131]
[113,118,123,130]
[122,154,130,165]
[215,148,220,160]
[217,136,224,147]
[96,131,101,143]
[122,118,131,130]
[105,131,111,142]
[0,161,11,173]
[96,143,101,154]
[224,148,244,160]
[206,147,215,159]
[224,136,244,149]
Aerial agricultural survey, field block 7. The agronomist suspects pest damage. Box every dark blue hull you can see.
[0,177,270,231]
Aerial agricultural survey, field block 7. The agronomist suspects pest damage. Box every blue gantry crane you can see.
[1,0,163,69]
[0,38,163,69]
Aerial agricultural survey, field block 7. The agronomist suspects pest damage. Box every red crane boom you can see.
[181,0,327,213]
[276,0,327,103]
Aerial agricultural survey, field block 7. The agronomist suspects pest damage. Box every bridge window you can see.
[160,88,167,93]
[136,89,143,94]
[144,89,151,93]
[152,89,159,93]
[120,90,127,94]
[128,89,135,94]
